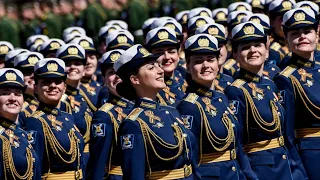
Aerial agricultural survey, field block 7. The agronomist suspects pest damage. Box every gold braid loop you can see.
[136,117,187,177]
[1,135,34,180]
[83,112,92,143]
[194,102,234,165]
[38,117,79,164]
[290,76,320,119]
[240,87,281,134]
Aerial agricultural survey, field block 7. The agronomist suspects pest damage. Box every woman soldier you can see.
[87,49,135,179]
[195,23,234,91]
[0,68,41,179]
[56,44,93,167]
[114,44,201,179]
[71,36,102,112]
[225,22,307,180]
[274,8,320,180]
[176,34,258,180]
[24,58,85,179]
[145,27,187,107]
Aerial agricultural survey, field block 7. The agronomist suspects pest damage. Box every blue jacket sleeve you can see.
[119,120,146,180]
[24,117,45,172]
[274,75,308,179]
[86,110,114,179]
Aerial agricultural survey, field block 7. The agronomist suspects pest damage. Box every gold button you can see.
[218,98,222,102]
[282,155,286,160]
[232,166,236,171]
[267,86,270,90]
[227,82,231,85]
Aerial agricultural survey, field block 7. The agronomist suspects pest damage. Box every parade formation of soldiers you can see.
[1,0,320,179]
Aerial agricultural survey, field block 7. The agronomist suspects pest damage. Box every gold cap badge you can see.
[251,18,261,24]
[80,40,90,48]
[5,72,17,81]
[294,12,306,22]
[196,19,207,28]
[0,45,9,54]
[158,31,169,40]
[139,47,150,56]
[117,36,128,44]
[198,38,210,47]
[68,47,79,55]
[216,12,226,20]
[208,27,219,35]
[237,5,246,11]
[282,1,292,9]
[164,23,176,30]
[243,25,255,35]
[47,63,58,72]
[110,53,121,62]
[28,56,39,65]
[252,0,260,6]
[50,42,61,49]
[200,11,209,17]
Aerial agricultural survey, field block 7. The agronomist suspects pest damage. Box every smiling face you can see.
[65,59,85,83]
[84,53,98,77]
[104,66,122,96]
[234,41,268,71]
[151,46,179,77]
[286,27,318,57]
[130,60,166,95]
[35,78,66,106]
[188,54,219,87]
[0,87,23,120]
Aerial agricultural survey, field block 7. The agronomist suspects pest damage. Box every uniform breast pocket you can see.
[249,155,275,166]
[199,165,220,178]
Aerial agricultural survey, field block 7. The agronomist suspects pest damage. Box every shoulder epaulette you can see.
[231,79,246,88]
[280,65,297,78]
[31,111,44,119]
[99,103,114,113]
[223,59,236,70]
[270,42,281,51]
[127,108,143,121]
[61,94,68,102]
[184,93,199,104]
[22,101,29,111]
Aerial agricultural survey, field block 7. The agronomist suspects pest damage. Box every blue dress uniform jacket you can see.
[119,98,201,180]
[274,54,320,180]
[87,93,134,180]
[215,73,234,92]
[0,116,41,180]
[225,68,307,180]
[176,81,258,180]
[62,85,93,164]
[262,62,281,80]
[19,94,39,128]
[157,70,187,107]
[24,102,85,179]
[80,78,102,112]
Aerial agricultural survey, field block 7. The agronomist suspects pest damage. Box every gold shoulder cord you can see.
[194,101,235,165]
[37,115,81,177]
[290,76,320,119]
[240,87,281,136]
[0,135,34,180]
[156,94,168,106]
[79,89,97,112]
[135,117,188,177]
[83,112,92,143]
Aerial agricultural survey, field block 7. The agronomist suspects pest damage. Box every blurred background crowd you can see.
[0,0,237,48]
